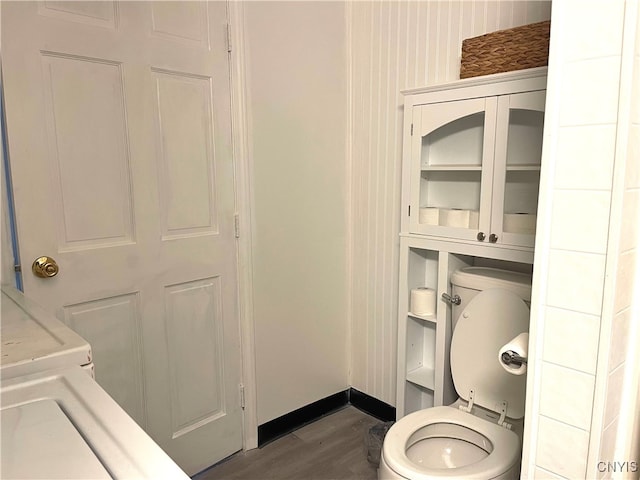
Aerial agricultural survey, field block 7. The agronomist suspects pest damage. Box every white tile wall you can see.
[545,250,606,315]
[614,250,637,313]
[536,415,589,479]
[626,125,640,188]
[632,57,640,125]
[608,309,631,372]
[561,1,625,61]
[558,57,622,126]
[549,190,611,254]
[539,362,595,430]
[533,467,568,480]
[603,364,625,427]
[524,0,639,478]
[554,125,616,191]
[542,307,600,375]
[594,2,640,474]
[620,190,640,252]
[598,418,619,479]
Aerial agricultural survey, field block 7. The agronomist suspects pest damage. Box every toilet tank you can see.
[450,267,532,326]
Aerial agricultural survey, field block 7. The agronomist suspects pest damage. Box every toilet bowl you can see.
[380,267,532,480]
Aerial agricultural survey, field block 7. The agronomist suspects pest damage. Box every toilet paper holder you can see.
[441,292,461,305]
[501,350,527,367]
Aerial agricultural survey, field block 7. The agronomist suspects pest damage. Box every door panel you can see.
[153,70,219,238]
[150,2,209,47]
[164,277,225,436]
[2,1,242,474]
[38,1,117,28]
[64,292,146,426]
[42,53,135,250]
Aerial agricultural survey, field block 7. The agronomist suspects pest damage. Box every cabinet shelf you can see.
[506,164,541,171]
[408,312,437,324]
[406,366,435,391]
[422,165,482,172]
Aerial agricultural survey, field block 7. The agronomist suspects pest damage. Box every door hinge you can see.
[14,264,21,273]
[408,205,411,216]
[411,123,413,136]
[239,384,245,409]
[226,23,232,52]
[234,213,240,238]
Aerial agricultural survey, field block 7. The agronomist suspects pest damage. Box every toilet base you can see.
[379,454,405,480]
[378,452,520,480]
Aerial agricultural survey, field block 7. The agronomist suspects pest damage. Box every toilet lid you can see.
[450,288,530,419]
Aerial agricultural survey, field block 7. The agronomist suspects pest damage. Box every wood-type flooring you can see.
[195,406,381,480]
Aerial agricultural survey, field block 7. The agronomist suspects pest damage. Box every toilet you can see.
[380,267,532,480]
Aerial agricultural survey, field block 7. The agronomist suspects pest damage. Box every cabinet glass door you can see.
[492,91,546,247]
[410,98,496,240]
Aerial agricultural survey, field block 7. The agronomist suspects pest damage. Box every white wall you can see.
[348,0,552,406]
[242,1,349,425]
[521,1,640,478]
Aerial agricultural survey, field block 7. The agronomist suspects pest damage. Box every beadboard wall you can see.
[348,0,552,406]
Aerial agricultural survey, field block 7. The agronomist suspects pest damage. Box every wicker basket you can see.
[460,20,550,79]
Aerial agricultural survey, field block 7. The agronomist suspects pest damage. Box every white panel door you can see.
[2,1,242,474]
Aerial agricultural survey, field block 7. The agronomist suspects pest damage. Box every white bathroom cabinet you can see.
[396,69,546,418]
[401,68,547,249]
[396,235,534,418]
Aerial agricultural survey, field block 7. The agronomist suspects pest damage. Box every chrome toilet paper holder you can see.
[441,292,461,305]
[501,350,527,367]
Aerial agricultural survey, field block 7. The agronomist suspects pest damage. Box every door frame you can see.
[228,0,258,451]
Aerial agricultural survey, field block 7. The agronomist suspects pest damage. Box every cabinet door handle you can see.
[489,233,498,243]
[477,232,486,241]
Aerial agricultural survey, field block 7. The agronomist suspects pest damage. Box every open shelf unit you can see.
[396,234,534,419]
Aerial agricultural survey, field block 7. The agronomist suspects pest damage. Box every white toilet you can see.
[380,267,532,480]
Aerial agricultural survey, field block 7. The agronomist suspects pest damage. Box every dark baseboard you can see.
[258,390,349,446]
[348,388,396,422]
[257,388,396,447]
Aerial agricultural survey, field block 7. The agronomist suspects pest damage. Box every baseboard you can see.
[257,388,396,447]
[348,388,396,422]
[257,390,349,446]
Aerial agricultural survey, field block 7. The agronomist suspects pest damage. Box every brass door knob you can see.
[32,256,59,278]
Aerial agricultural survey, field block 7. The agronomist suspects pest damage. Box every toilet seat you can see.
[382,407,520,479]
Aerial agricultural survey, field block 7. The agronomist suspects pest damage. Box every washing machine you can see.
[1,285,94,379]
[1,285,190,479]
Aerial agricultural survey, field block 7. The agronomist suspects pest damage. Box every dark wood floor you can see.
[195,406,381,480]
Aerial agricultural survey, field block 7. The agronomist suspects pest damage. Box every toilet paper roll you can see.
[469,210,479,229]
[410,287,437,317]
[498,332,529,375]
[419,207,439,225]
[439,208,480,228]
[503,213,537,234]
